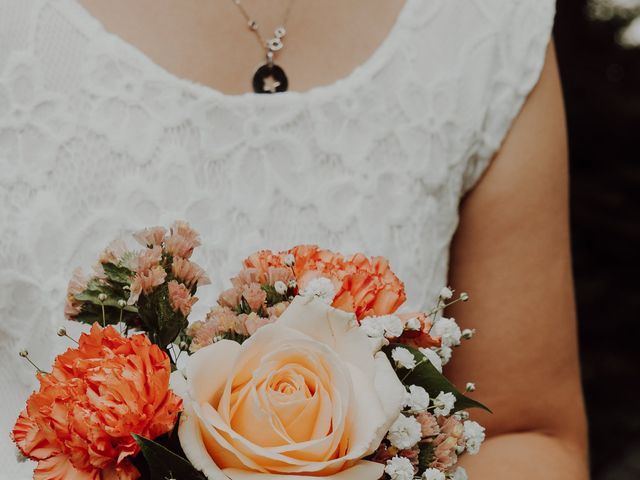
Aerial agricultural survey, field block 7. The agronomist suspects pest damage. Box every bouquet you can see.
[12,222,488,480]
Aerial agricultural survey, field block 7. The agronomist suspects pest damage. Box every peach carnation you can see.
[98,239,128,265]
[168,280,198,316]
[266,300,290,319]
[11,324,182,480]
[164,220,201,259]
[133,226,167,247]
[128,265,167,305]
[172,256,211,287]
[135,245,163,272]
[188,307,249,352]
[241,282,267,311]
[244,311,274,335]
[218,287,241,309]
[265,266,294,286]
[417,412,441,437]
[64,267,89,320]
[429,416,465,471]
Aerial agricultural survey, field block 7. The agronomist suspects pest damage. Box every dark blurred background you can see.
[554,1,640,479]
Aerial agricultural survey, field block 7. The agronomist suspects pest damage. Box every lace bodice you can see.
[0,0,555,475]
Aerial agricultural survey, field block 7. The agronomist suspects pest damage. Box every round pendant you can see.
[252,63,288,94]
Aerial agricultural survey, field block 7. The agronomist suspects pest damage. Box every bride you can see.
[0,0,588,477]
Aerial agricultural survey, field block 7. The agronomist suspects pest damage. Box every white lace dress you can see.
[0,0,555,476]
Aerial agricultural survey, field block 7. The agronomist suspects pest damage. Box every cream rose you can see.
[174,296,405,479]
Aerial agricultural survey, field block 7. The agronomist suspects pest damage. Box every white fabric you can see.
[0,0,555,476]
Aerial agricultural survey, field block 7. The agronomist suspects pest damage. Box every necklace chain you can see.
[231,0,294,55]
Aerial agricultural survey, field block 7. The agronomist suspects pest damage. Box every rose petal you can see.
[342,358,404,458]
[216,324,351,459]
[173,372,228,480]
[223,460,384,480]
[180,297,404,480]
[187,340,242,404]
[196,334,353,464]
[277,297,377,378]
[372,351,406,448]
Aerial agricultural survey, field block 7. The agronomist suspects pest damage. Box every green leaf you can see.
[132,434,206,480]
[239,296,252,315]
[417,441,434,475]
[382,343,492,413]
[221,330,250,344]
[102,262,134,284]
[157,284,188,349]
[261,284,286,306]
[74,290,136,310]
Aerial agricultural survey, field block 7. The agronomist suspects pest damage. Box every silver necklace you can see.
[231,0,294,94]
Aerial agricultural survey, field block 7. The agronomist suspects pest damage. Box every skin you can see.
[447,43,589,477]
[78,1,589,476]
[77,0,405,95]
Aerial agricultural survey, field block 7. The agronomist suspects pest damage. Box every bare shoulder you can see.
[447,41,588,453]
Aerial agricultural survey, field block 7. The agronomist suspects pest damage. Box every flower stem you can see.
[401,358,427,382]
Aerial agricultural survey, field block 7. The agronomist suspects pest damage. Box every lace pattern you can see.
[0,0,555,474]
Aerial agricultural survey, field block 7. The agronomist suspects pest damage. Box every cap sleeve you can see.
[461,0,557,194]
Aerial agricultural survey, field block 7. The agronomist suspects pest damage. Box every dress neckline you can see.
[62,0,416,105]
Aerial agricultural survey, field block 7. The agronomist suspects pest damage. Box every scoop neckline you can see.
[64,0,415,105]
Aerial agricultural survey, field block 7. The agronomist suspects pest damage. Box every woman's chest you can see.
[0,0,490,312]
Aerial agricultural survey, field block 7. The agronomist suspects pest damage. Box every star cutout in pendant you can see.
[262,75,281,93]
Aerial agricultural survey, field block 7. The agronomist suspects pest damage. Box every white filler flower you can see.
[391,347,416,369]
[439,286,454,299]
[274,280,288,295]
[380,315,404,338]
[451,466,469,480]
[430,317,462,347]
[387,414,422,450]
[385,455,415,480]
[463,420,486,454]
[434,391,456,416]
[461,328,475,339]
[419,347,443,373]
[405,316,422,331]
[360,317,385,338]
[361,315,403,339]
[300,277,336,304]
[422,468,446,480]
[404,385,430,412]
[438,345,452,365]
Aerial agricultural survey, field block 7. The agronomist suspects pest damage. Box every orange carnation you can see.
[12,324,182,480]
[243,245,407,321]
[287,244,345,277]
[243,249,286,273]
[332,254,406,319]
[284,246,406,320]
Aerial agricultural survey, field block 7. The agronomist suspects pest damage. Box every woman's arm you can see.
[447,41,589,478]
